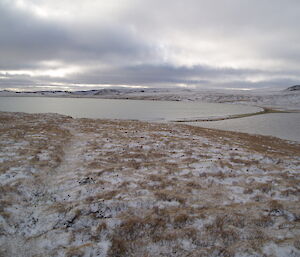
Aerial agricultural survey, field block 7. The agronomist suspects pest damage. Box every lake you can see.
[0,97,299,142]
[187,113,300,142]
[0,97,261,121]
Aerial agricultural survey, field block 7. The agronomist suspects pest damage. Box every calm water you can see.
[0,97,298,142]
[187,113,300,142]
[0,97,261,121]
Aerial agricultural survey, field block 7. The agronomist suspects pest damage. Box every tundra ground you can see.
[0,112,299,257]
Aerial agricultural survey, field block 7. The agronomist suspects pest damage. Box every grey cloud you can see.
[0,74,38,88]
[124,0,300,65]
[1,63,298,90]
[59,65,249,85]
[217,78,300,90]
[0,0,300,90]
[65,64,300,86]
[0,2,69,68]
[0,1,155,70]
[23,64,295,88]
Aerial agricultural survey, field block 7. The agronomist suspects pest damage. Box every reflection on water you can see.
[187,113,300,142]
[0,97,260,121]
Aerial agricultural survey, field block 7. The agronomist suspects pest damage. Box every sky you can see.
[1,0,300,91]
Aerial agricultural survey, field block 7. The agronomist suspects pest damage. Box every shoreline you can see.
[1,93,299,142]
[171,107,293,122]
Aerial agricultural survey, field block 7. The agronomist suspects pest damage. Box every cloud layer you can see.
[1,0,300,90]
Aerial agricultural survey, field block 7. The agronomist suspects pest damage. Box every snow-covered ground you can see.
[103,88,300,111]
[0,112,299,257]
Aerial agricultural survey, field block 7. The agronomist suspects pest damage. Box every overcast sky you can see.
[1,0,300,91]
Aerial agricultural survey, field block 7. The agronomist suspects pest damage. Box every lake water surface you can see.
[0,97,260,121]
[187,113,300,142]
[0,97,298,142]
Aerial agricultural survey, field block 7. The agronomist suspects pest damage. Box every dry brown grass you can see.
[95,222,107,233]
[65,243,93,257]
[0,184,18,196]
[219,160,234,169]
[269,200,284,211]
[255,183,273,193]
[294,240,300,250]
[108,236,128,257]
[205,215,240,247]
[89,190,119,201]
[46,202,72,214]
[0,210,11,220]
[173,212,190,227]
[154,190,186,204]
[229,157,260,166]
[280,188,300,197]
[252,215,274,228]
[185,124,300,158]
[119,216,145,240]
[1,112,299,257]
[243,187,254,194]
[186,181,202,189]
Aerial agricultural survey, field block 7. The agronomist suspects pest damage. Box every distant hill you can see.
[285,85,300,91]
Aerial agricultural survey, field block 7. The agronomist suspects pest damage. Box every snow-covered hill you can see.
[285,85,300,91]
[1,87,300,110]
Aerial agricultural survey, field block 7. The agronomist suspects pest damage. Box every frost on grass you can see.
[0,112,299,257]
